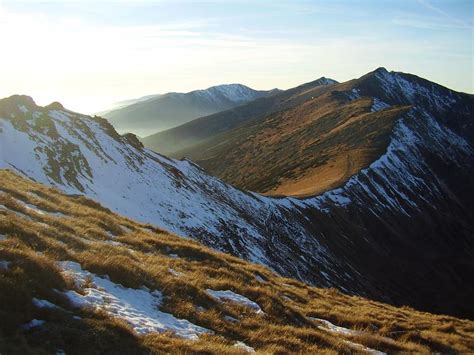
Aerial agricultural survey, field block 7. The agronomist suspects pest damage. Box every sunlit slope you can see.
[183,89,409,197]
[142,78,337,156]
[175,68,473,197]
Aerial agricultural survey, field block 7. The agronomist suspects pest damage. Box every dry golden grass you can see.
[1,169,473,354]
[177,81,410,197]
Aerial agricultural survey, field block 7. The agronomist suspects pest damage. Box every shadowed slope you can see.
[1,169,473,354]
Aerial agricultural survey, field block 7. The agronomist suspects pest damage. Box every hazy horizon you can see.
[0,0,472,114]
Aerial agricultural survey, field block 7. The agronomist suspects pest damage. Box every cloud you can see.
[393,16,472,30]
[415,0,472,29]
[417,0,455,19]
[0,1,471,112]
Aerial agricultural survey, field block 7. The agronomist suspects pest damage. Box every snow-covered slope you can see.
[0,95,334,275]
[192,84,269,103]
[102,84,279,136]
[1,68,473,318]
[3,168,471,353]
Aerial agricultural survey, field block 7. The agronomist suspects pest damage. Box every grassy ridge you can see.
[175,84,410,197]
[0,169,473,354]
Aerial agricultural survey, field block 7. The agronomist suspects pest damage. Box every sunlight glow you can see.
[0,0,472,113]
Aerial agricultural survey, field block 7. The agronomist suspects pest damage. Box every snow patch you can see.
[308,317,386,354]
[343,340,385,354]
[325,190,352,206]
[348,88,361,100]
[233,341,255,353]
[21,319,45,330]
[223,315,239,322]
[308,317,356,336]
[207,289,263,314]
[371,98,390,112]
[103,240,123,247]
[15,199,66,218]
[59,261,210,339]
[0,260,11,270]
[23,203,46,215]
[168,268,183,277]
[32,298,58,309]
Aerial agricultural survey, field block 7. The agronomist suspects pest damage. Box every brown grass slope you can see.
[1,169,473,354]
[142,77,336,156]
[175,77,409,197]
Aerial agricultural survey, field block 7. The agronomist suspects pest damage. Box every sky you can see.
[0,0,472,113]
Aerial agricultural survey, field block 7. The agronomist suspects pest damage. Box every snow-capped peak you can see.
[191,83,272,103]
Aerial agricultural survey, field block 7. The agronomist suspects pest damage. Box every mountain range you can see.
[2,169,472,353]
[167,70,408,196]
[1,67,473,322]
[97,94,163,114]
[142,77,336,156]
[101,84,280,137]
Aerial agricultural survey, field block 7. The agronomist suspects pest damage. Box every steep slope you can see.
[0,67,473,320]
[2,170,473,353]
[176,85,406,196]
[142,78,337,155]
[173,69,473,197]
[103,84,279,137]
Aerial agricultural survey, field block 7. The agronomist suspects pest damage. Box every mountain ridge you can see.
[102,83,280,137]
[172,68,419,196]
[170,67,473,197]
[141,77,337,155]
[1,69,473,319]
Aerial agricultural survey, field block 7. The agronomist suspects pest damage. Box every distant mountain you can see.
[1,67,473,320]
[96,94,162,116]
[142,77,337,155]
[102,84,280,137]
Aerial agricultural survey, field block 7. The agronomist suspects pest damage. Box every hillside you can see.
[170,68,473,196]
[1,169,474,353]
[0,77,473,322]
[103,84,279,137]
[142,78,337,155]
[96,94,162,116]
